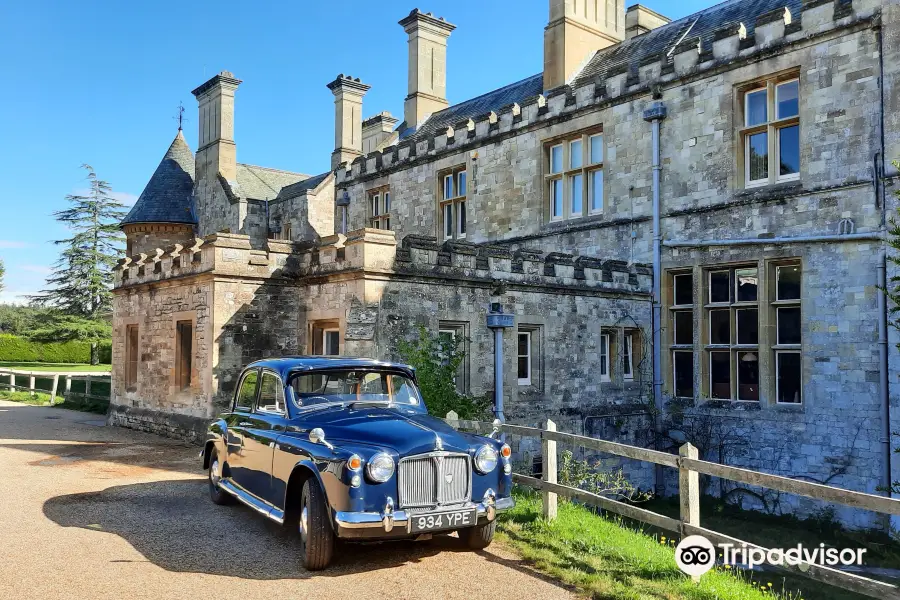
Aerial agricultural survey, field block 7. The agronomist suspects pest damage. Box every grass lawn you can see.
[0,390,109,414]
[497,489,861,600]
[0,361,111,372]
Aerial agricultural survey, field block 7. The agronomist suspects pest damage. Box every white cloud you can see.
[0,240,28,249]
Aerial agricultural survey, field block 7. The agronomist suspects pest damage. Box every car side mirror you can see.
[489,419,502,439]
[309,427,335,451]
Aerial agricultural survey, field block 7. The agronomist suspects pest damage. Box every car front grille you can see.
[397,452,471,509]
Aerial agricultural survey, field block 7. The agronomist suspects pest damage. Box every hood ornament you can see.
[435,435,444,451]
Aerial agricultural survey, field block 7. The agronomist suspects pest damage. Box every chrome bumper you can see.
[334,496,515,539]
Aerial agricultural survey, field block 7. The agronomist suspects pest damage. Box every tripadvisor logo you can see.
[675,535,867,576]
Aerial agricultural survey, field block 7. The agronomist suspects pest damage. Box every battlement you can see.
[336,0,873,186]
[115,229,652,295]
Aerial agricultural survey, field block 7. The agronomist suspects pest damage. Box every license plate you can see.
[409,509,476,533]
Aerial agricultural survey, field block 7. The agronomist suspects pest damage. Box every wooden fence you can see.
[445,413,900,599]
[0,368,111,405]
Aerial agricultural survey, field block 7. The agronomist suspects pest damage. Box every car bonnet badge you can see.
[435,435,443,451]
[445,473,453,484]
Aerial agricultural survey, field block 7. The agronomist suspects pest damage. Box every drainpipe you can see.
[879,249,891,496]
[486,304,513,428]
[643,101,667,494]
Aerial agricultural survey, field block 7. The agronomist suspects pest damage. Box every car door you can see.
[226,369,260,493]
[247,369,288,506]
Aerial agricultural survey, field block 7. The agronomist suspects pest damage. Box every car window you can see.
[289,370,422,408]
[257,372,285,414]
[235,370,258,411]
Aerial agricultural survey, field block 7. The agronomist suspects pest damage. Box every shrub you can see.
[0,333,110,364]
[559,450,652,503]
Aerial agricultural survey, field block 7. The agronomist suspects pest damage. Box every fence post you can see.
[542,419,558,521]
[678,442,700,536]
[65,375,72,397]
[50,374,59,405]
[85,377,91,397]
[29,374,35,397]
[9,373,14,391]
[445,410,459,429]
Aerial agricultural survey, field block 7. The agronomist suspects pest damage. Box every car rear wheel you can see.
[461,520,496,550]
[208,448,234,505]
[299,478,334,570]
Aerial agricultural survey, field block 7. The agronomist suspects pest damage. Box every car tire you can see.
[208,448,234,505]
[299,478,335,571]
[462,520,496,550]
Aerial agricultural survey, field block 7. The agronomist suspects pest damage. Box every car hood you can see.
[298,405,488,455]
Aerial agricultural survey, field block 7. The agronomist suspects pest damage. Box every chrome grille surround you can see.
[397,451,472,509]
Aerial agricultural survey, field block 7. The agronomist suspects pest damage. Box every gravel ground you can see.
[0,400,574,600]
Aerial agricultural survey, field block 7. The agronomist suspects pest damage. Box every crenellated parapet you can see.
[336,0,874,188]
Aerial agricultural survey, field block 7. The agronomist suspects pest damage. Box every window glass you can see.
[550,145,563,174]
[747,132,769,182]
[735,268,758,302]
[236,370,258,410]
[458,201,466,236]
[590,134,603,164]
[590,170,603,212]
[776,80,799,119]
[777,265,801,300]
[674,273,693,306]
[673,351,694,398]
[458,171,467,196]
[736,309,759,345]
[257,372,285,413]
[384,192,391,212]
[710,351,731,399]
[600,334,610,378]
[778,125,800,177]
[290,370,422,408]
[777,352,802,403]
[324,330,340,355]
[570,140,583,169]
[777,307,801,345]
[737,352,760,401]
[517,332,530,382]
[674,311,693,345]
[709,310,730,345]
[570,174,583,215]
[444,175,454,200]
[745,89,768,126]
[550,179,563,218]
[444,204,453,238]
[623,333,633,379]
[709,271,730,303]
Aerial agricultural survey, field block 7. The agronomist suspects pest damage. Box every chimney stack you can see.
[399,9,456,129]
[327,74,371,170]
[543,0,625,90]
[191,71,242,182]
[625,4,670,39]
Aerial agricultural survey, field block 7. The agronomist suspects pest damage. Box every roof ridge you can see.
[237,163,310,178]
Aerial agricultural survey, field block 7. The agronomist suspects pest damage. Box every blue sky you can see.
[0,0,718,303]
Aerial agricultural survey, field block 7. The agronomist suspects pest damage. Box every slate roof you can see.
[235,164,309,200]
[275,172,332,201]
[122,130,196,226]
[399,0,802,142]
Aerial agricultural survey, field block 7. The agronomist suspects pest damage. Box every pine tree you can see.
[32,164,126,363]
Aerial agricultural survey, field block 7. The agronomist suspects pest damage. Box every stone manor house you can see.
[113,0,900,526]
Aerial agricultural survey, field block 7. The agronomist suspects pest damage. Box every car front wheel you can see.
[299,478,335,570]
[461,520,496,550]
[208,448,234,505]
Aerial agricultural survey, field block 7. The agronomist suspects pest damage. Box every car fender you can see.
[201,418,228,470]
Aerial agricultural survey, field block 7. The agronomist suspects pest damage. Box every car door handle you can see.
[239,421,253,427]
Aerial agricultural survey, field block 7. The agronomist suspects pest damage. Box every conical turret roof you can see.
[122,130,196,226]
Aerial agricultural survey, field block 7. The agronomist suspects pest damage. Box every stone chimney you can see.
[399,9,456,129]
[327,74,370,170]
[362,112,400,154]
[625,4,670,39]
[544,0,625,90]
[191,71,242,183]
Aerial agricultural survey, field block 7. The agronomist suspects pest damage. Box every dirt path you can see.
[0,400,573,600]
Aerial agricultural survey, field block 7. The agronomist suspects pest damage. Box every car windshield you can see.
[288,370,423,409]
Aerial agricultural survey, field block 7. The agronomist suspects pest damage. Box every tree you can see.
[0,257,4,294]
[888,160,900,340]
[32,164,125,363]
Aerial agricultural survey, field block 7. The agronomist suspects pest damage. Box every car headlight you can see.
[474,444,499,474]
[366,452,395,483]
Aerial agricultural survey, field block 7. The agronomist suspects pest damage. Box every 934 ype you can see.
[200,357,514,570]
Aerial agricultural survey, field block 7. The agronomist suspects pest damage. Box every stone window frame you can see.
[599,331,611,383]
[772,260,803,404]
[438,165,467,241]
[438,321,470,393]
[171,311,197,393]
[367,186,391,230]
[668,271,695,399]
[544,127,604,222]
[121,317,141,392]
[280,221,292,241]
[737,70,801,189]
[515,320,545,392]
[308,314,344,356]
[516,330,532,386]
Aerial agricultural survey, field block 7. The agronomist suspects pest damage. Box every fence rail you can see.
[0,368,111,404]
[446,414,900,599]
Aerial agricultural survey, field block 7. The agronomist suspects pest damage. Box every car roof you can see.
[245,356,416,379]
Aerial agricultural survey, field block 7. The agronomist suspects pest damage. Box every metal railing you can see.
[445,413,900,599]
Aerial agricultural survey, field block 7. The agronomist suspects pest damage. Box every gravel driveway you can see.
[0,400,573,600]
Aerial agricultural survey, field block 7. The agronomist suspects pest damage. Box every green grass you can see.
[0,389,109,414]
[0,361,111,372]
[497,489,815,600]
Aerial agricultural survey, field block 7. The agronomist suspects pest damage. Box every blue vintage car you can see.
[201,356,514,570]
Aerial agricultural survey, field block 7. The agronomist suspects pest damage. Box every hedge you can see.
[0,334,112,364]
